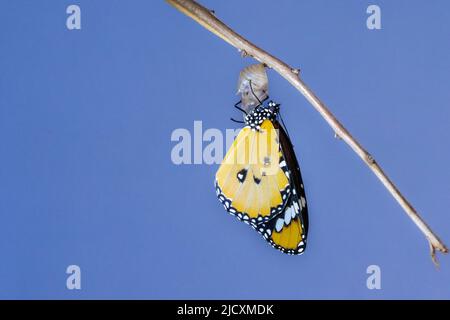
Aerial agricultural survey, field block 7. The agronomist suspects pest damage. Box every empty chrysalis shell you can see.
[237,64,269,113]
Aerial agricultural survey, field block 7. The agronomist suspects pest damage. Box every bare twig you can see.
[166,0,448,264]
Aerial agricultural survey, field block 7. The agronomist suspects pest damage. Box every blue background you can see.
[1,0,449,299]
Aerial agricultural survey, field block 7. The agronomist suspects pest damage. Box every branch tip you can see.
[429,242,440,268]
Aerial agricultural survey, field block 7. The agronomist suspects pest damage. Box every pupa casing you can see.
[237,64,268,113]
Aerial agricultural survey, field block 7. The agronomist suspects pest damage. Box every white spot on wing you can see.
[293,201,300,213]
[291,206,297,218]
[275,218,284,232]
[284,207,293,225]
[300,196,306,208]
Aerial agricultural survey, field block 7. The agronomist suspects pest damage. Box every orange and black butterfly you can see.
[215,64,308,255]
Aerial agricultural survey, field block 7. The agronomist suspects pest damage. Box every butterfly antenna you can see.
[230,117,245,124]
[249,80,263,107]
[234,100,248,115]
[235,105,248,115]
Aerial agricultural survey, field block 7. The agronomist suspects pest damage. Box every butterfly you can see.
[215,65,309,255]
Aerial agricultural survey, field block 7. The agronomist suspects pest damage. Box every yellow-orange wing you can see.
[215,119,291,226]
[253,186,307,255]
[252,119,308,255]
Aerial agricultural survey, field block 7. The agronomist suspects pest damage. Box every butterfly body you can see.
[215,100,308,255]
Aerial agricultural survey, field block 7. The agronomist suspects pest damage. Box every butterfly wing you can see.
[254,195,306,255]
[254,119,308,255]
[275,119,308,236]
[215,120,291,225]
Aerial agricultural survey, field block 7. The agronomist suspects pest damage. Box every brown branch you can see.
[166,0,448,265]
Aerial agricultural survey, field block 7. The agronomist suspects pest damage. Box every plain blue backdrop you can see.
[1,0,450,299]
